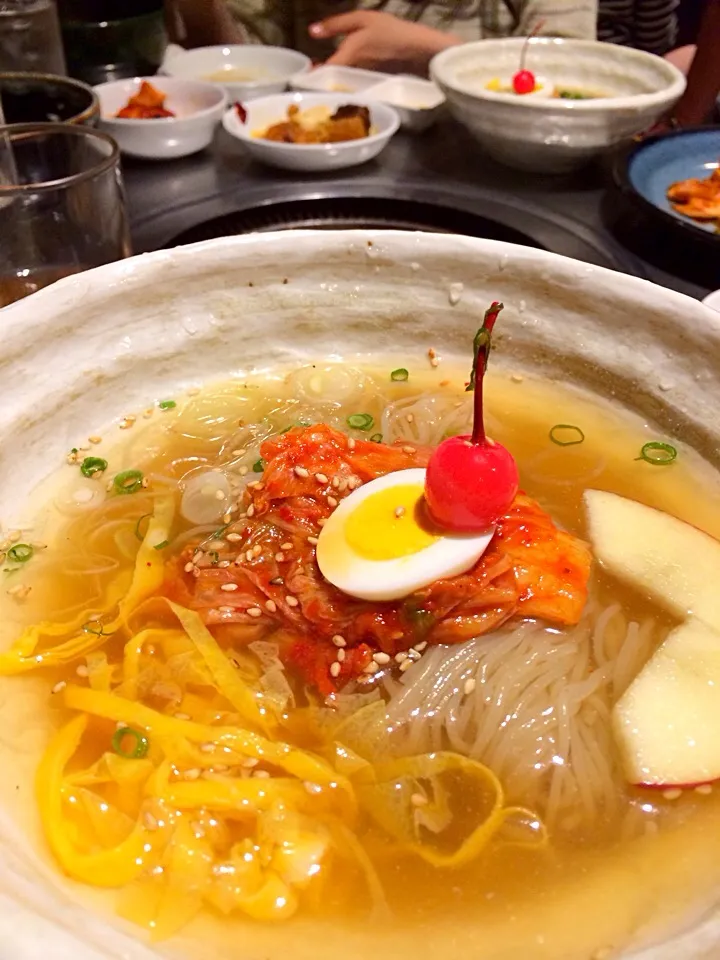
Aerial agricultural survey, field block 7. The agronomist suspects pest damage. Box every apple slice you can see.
[613,618,720,786]
[584,489,720,632]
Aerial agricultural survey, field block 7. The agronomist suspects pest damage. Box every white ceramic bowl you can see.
[703,289,720,313]
[431,38,686,173]
[365,76,445,132]
[1,232,720,960]
[95,77,227,159]
[222,92,400,172]
[164,45,311,101]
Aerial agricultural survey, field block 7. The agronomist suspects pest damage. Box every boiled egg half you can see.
[316,468,494,602]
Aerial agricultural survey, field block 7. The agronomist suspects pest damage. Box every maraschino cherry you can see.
[512,21,544,94]
[424,302,518,533]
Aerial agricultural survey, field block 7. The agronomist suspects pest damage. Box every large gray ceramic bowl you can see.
[0,231,719,960]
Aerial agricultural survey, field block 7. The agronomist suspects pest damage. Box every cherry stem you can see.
[519,19,546,73]
[470,302,504,446]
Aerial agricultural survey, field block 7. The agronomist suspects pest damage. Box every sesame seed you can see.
[364,661,380,675]
[246,504,255,518]
[511,373,524,384]
[266,600,277,613]
[430,358,439,368]
[395,652,408,662]
[239,466,248,476]
[274,552,285,563]
[348,438,356,450]
[253,770,271,779]
[399,659,414,672]
[331,477,340,489]
[304,781,323,795]
[174,712,191,721]
[76,665,89,678]
[662,788,683,801]
[191,822,205,839]
[315,473,328,484]
[411,792,428,807]
[348,477,362,490]
[246,549,254,562]
[336,648,346,662]
[221,583,238,592]
[338,479,348,492]
[232,449,246,457]
[330,662,341,678]
[402,446,416,454]
[183,768,201,780]
[253,545,262,557]
[406,414,414,423]
[318,518,326,527]
[696,784,713,795]
[413,641,428,652]
[88,435,102,444]
[242,758,259,769]
[143,812,159,831]
[255,482,264,492]
[307,536,319,546]
[327,496,338,508]
[281,542,293,551]
[373,652,391,665]
[51,681,67,695]
[294,466,310,478]
[286,596,299,608]
[218,606,236,613]
[464,678,477,696]
[247,607,263,618]
[394,506,406,518]
[215,490,225,501]
[226,533,242,542]
[332,635,346,647]
[200,743,215,753]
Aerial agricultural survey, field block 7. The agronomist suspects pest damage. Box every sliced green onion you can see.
[153,540,170,551]
[134,514,151,541]
[71,448,78,455]
[636,441,677,466]
[347,413,374,431]
[370,433,383,443]
[80,456,108,478]
[112,727,150,760]
[7,543,33,564]
[113,470,144,495]
[208,550,220,565]
[82,619,106,636]
[211,524,230,541]
[549,424,585,447]
[391,368,409,382]
[158,400,176,410]
[253,458,265,473]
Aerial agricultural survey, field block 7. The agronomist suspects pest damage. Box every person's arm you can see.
[166,0,244,47]
[672,0,720,125]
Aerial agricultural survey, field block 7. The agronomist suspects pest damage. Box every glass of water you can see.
[0,122,131,308]
[0,0,66,75]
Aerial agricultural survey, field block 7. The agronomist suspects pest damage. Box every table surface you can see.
[122,117,711,301]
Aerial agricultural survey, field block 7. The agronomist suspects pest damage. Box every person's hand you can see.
[309,11,459,74]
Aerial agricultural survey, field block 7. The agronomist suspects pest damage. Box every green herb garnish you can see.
[549,424,585,447]
[347,413,374,431]
[158,400,176,410]
[153,540,170,551]
[113,470,144,495]
[82,619,107,636]
[135,514,151,541]
[391,368,409,382]
[253,458,265,473]
[111,727,150,760]
[208,550,220,565]
[80,456,108,478]
[7,543,33,564]
[370,433,383,443]
[636,441,677,466]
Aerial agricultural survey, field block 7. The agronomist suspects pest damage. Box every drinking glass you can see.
[0,122,131,308]
[0,0,66,75]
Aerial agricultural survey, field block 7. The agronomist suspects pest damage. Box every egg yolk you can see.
[343,484,439,561]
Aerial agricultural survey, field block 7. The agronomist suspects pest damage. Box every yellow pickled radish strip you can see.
[155,776,313,816]
[66,753,155,787]
[235,870,298,922]
[0,496,174,675]
[86,651,113,692]
[63,686,355,801]
[123,628,183,683]
[36,715,159,887]
[151,818,213,941]
[167,601,269,732]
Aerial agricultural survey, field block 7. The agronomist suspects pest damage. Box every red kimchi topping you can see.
[163,425,591,697]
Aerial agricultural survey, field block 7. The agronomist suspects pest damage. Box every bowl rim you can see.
[611,127,720,251]
[431,37,687,111]
[0,69,100,125]
[223,93,401,152]
[164,43,312,89]
[94,75,228,125]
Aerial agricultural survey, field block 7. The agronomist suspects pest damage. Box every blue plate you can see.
[626,128,720,238]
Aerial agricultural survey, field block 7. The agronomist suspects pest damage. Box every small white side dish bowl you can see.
[222,92,400,172]
[164,45,311,101]
[290,65,389,94]
[431,38,686,173]
[703,289,720,313]
[95,77,227,159]
[366,76,445,132]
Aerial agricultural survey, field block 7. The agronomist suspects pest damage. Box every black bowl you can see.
[0,71,99,126]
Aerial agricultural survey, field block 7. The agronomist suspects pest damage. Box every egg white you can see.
[316,468,494,602]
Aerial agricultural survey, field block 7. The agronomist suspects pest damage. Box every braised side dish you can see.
[667,165,720,230]
[2,303,720,959]
[115,81,175,120]
[257,104,371,144]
